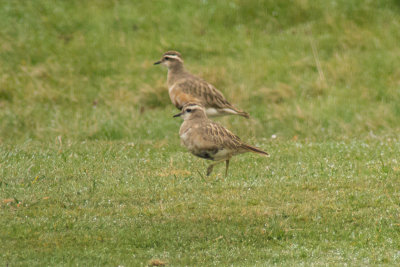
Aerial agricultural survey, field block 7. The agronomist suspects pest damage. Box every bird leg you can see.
[206,160,224,176]
[206,164,214,176]
[225,159,230,177]
[206,160,230,176]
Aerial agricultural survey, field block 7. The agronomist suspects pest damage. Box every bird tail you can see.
[238,111,250,119]
[222,108,250,119]
[216,105,250,118]
[242,144,269,156]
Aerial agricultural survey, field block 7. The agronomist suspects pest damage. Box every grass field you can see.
[1,0,400,265]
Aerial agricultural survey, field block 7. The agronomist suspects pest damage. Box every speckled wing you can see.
[201,121,243,150]
[175,78,238,110]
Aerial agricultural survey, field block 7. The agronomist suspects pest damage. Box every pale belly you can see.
[212,148,233,161]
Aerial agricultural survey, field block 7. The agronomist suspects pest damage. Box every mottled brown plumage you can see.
[154,51,250,118]
[173,103,268,176]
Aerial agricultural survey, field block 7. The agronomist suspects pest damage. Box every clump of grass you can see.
[148,259,167,266]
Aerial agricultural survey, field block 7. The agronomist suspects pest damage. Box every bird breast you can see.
[179,124,193,148]
[180,128,191,142]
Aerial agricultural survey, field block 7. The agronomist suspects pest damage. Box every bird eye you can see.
[164,57,169,61]
[186,108,192,112]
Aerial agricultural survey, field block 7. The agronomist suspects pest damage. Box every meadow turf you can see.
[1,0,400,265]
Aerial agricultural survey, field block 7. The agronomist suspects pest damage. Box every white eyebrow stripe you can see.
[184,104,201,110]
[164,55,181,60]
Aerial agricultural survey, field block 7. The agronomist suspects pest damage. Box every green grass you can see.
[1,0,400,265]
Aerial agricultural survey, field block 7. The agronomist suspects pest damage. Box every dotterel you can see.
[154,51,250,118]
[174,103,268,176]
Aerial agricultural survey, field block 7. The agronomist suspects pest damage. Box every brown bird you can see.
[174,103,268,176]
[154,51,250,118]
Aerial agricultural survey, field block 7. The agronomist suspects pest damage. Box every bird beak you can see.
[173,112,183,118]
[153,60,162,65]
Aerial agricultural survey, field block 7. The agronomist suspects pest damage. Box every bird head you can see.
[154,51,184,69]
[173,102,207,120]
